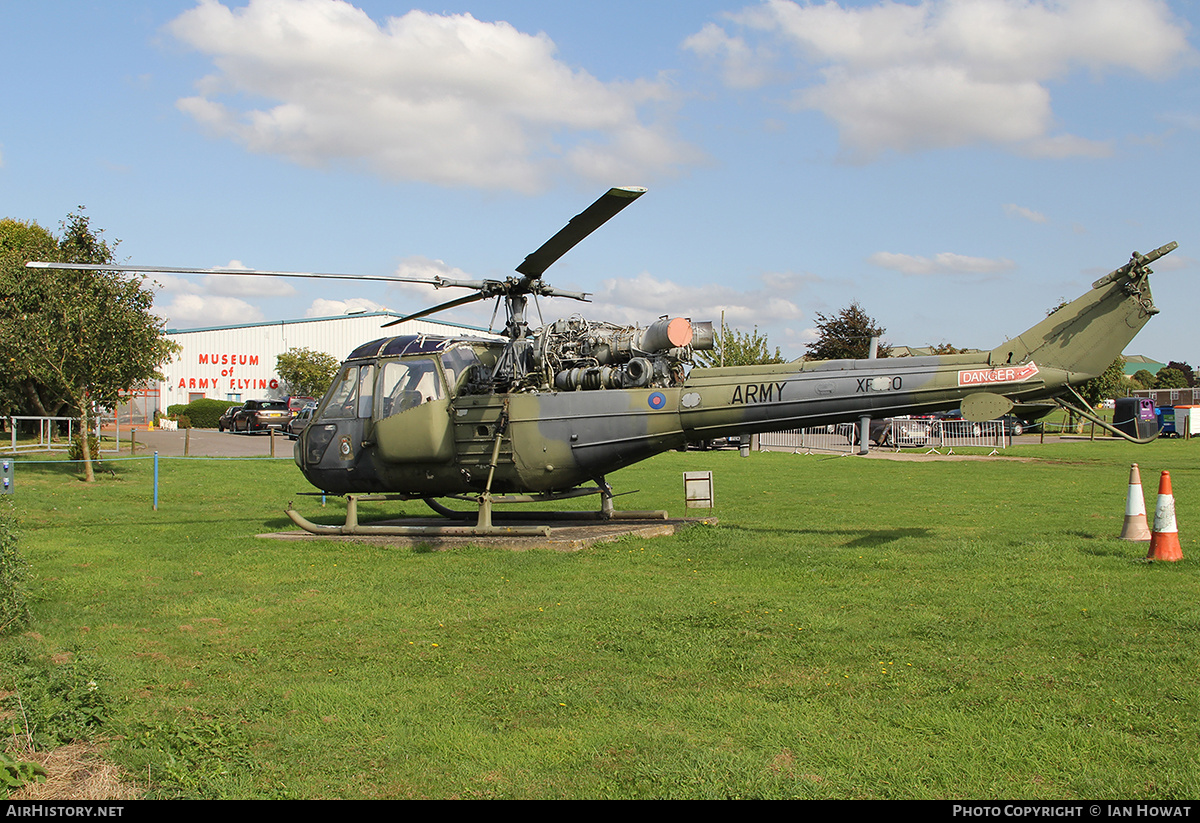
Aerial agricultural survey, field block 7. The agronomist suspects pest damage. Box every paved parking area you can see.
[121,427,295,458]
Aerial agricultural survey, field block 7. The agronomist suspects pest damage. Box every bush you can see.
[1,641,109,749]
[68,434,101,462]
[1,751,47,798]
[0,500,30,636]
[168,398,239,429]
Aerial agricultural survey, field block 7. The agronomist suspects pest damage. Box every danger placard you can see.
[957,363,1039,387]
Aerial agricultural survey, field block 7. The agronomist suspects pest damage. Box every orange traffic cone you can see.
[1119,463,1151,541]
[1147,470,1183,562]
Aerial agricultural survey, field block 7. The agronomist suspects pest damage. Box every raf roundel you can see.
[648,392,667,410]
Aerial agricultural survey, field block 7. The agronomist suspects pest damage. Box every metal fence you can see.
[5,415,124,454]
[923,420,1008,453]
[757,418,1010,455]
[756,425,858,455]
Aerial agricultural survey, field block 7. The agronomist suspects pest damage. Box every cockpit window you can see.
[357,364,375,418]
[376,358,444,419]
[441,347,482,394]
[318,363,375,420]
[318,365,358,420]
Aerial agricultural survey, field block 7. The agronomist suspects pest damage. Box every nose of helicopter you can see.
[294,419,355,486]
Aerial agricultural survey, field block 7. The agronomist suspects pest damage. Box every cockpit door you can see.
[372,357,454,463]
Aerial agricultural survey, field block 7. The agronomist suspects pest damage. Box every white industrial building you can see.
[159,312,495,410]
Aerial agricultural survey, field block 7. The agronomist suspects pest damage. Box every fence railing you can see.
[756,425,857,455]
[923,420,1007,453]
[757,418,1012,454]
[5,415,124,454]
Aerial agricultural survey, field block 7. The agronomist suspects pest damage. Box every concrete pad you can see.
[259,515,718,551]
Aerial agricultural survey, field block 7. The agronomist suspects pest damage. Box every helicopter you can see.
[30,187,1176,537]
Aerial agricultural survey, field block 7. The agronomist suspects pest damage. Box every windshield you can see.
[376,358,444,419]
[317,363,375,420]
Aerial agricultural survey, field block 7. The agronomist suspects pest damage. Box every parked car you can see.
[287,395,316,413]
[933,410,986,438]
[687,436,738,450]
[287,403,317,440]
[232,399,292,433]
[217,405,242,432]
[840,417,931,447]
[934,410,1042,438]
[999,414,1036,436]
[839,419,890,446]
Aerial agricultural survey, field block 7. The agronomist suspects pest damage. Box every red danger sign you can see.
[957,363,1039,387]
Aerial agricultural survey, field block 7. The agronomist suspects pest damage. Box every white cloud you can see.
[168,0,702,191]
[589,271,804,328]
[760,270,822,291]
[686,0,1193,161]
[868,251,1016,276]
[306,297,389,317]
[1160,112,1200,132]
[205,274,297,297]
[684,23,780,89]
[381,255,482,316]
[1003,203,1048,224]
[390,255,470,285]
[156,293,265,327]
[146,260,297,297]
[150,259,296,325]
[145,273,204,295]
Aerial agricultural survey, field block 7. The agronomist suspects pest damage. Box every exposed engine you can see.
[521,316,714,392]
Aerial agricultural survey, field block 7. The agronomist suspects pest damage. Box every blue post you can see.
[153,451,159,511]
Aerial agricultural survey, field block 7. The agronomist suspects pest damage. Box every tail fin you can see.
[989,243,1175,380]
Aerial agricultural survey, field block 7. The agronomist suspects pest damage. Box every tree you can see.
[929,343,966,354]
[1166,361,1195,387]
[1132,369,1156,389]
[804,301,891,360]
[1078,356,1129,406]
[0,218,65,419]
[0,211,178,482]
[276,347,340,398]
[694,325,784,368]
[1154,367,1189,390]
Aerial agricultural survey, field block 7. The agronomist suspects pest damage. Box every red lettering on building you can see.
[197,351,265,368]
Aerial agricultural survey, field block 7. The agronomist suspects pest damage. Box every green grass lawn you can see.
[3,441,1198,798]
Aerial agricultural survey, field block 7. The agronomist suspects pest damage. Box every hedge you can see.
[166,398,241,429]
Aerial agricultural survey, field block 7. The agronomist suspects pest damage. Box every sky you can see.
[3,0,1198,363]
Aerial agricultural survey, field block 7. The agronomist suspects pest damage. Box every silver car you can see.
[287,403,317,440]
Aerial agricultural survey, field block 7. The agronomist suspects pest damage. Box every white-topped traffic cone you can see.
[1119,463,1151,542]
[1147,470,1183,562]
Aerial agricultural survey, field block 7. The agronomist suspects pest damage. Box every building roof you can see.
[1123,354,1166,376]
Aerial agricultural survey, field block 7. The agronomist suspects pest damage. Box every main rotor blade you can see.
[25,261,439,286]
[515,186,646,278]
[381,292,489,327]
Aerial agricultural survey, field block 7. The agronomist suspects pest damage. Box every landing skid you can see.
[284,483,668,538]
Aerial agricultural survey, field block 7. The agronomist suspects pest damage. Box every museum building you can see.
[159,312,496,409]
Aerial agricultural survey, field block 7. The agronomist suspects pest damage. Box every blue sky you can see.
[3,0,1198,363]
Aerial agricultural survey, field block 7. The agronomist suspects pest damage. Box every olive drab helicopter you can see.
[29,188,1177,537]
